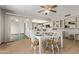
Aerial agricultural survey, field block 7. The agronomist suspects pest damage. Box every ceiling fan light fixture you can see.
[44,10,50,15]
[45,12,48,15]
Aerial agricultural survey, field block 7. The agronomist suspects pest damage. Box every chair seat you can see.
[44,39,59,53]
[46,39,54,45]
[53,41,59,45]
[33,40,39,46]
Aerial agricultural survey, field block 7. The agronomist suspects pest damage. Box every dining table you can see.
[35,31,63,54]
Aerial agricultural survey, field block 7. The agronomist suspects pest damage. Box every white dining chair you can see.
[44,39,54,54]
[32,38,39,53]
[43,34,55,53]
[52,33,60,52]
[30,32,39,54]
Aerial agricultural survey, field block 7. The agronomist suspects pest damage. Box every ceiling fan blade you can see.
[51,5,57,8]
[38,10,44,13]
[65,14,71,17]
[50,10,56,13]
[40,6,46,8]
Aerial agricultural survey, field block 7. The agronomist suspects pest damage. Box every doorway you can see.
[10,15,29,42]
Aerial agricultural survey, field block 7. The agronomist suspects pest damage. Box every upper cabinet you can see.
[60,20,64,28]
[53,20,60,28]
[52,16,79,29]
[77,17,79,28]
[64,17,76,28]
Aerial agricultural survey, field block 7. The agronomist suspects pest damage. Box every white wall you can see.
[11,22,19,34]
[11,21,24,34]
[25,19,32,38]
[4,14,11,42]
[0,9,5,44]
[19,21,24,34]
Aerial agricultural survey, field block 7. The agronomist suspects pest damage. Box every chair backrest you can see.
[30,31,36,43]
[52,31,61,42]
[33,38,39,46]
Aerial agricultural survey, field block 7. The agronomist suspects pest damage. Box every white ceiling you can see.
[0,5,79,21]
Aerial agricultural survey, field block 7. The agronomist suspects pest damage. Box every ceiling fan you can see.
[38,5,57,15]
[64,14,71,17]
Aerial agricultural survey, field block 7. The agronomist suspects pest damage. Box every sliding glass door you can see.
[10,16,20,41]
[5,14,28,42]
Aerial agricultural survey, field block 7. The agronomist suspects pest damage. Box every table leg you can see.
[39,39,42,54]
[61,32,63,48]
